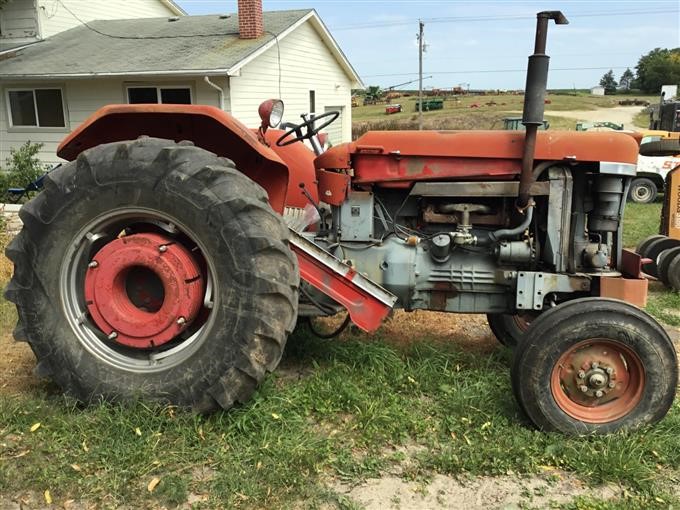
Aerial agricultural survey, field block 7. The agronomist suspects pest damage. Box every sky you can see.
[175,0,680,91]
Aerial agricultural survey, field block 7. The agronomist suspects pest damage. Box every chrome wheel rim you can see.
[59,207,218,373]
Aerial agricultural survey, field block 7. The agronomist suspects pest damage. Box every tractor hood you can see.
[315,130,640,186]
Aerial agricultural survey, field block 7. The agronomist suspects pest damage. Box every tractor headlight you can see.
[258,99,285,129]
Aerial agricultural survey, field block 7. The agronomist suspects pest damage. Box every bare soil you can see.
[546,105,643,128]
[333,471,623,510]
[508,105,644,129]
[0,335,43,396]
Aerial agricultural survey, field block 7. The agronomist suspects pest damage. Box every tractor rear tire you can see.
[5,137,299,412]
[657,246,680,287]
[628,177,658,204]
[486,313,535,348]
[667,255,680,291]
[636,234,666,257]
[643,237,680,278]
[639,139,680,157]
[511,298,677,434]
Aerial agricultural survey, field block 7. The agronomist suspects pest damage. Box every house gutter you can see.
[203,76,225,111]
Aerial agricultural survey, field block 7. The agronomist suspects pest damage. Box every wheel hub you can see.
[84,232,203,349]
[551,339,645,423]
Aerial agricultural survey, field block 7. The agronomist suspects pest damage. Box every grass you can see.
[622,202,662,249]
[351,93,657,137]
[633,110,650,129]
[1,334,679,509]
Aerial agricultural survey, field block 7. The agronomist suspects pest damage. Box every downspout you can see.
[204,76,224,111]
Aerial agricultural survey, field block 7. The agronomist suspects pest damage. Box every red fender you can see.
[57,104,290,214]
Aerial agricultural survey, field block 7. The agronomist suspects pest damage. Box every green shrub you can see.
[0,141,46,200]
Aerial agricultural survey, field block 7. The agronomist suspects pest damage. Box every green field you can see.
[351,93,656,138]
[0,199,677,508]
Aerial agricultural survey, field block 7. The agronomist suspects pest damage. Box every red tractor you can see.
[6,12,677,434]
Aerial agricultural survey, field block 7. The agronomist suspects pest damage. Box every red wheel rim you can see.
[550,339,645,424]
[84,232,204,349]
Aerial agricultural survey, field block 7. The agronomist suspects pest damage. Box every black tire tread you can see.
[511,297,677,434]
[639,138,680,157]
[5,137,299,412]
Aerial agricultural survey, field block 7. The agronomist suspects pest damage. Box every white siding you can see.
[38,0,177,39]
[229,20,353,143]
[0,0,39,42]
[0,76,225,166]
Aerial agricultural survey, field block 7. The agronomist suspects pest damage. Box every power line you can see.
[331,9,678,30]
[361,66,633,79]
[350,51,640,66]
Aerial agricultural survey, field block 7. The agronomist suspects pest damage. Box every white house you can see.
[0,0,362,165]
[590,86,605,96]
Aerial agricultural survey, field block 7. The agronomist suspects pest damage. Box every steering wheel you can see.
[276,110,340,147]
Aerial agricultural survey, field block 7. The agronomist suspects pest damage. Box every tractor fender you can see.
[57,104,290,213]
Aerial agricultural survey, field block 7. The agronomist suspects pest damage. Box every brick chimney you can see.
[238,0,264,39]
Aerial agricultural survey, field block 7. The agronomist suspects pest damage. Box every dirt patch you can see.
[0,334,41,396]
[507,105,644,129]
[318,310,497,353]
[333,471,623,510]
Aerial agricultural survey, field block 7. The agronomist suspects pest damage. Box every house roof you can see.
[0,9,362,87]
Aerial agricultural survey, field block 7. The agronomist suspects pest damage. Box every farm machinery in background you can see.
[5,12,678,435]
[636,162,680,291]
[628,86,680,202]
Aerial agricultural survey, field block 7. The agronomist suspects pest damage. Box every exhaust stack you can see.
[517,11,569,209]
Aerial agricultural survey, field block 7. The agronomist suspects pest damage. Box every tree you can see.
[599,70,618,94]
[635,48,680,93]
[619,68,635,91]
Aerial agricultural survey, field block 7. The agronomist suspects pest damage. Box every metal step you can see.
[288,229,397,332]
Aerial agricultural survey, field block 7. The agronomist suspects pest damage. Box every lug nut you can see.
[595,390,604,398]
[580,385,589,393]
[591,362,599,369]
[177,317,186,326]
[159,245,168,253]
[577,370,586,379]
[88,261,99,268]
[606,367,613,375]
[608,381,616,388]
[108,331,118,340]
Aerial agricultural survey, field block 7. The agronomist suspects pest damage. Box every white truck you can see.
[628,138,680,203]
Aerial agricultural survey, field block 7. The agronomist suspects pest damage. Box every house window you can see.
[7,88,66,128]
[127,86,192,105]
[309,90,316,114]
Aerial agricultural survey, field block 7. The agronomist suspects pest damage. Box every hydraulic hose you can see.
[486,205,535,244]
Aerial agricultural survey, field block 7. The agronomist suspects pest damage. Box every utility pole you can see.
[418,20,424,130]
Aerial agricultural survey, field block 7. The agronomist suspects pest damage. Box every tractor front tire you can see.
[6,138,299,412]
[511,298,677,434]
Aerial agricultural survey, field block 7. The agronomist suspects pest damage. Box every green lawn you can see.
[351,94,656,138]
[1,333,679,509]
